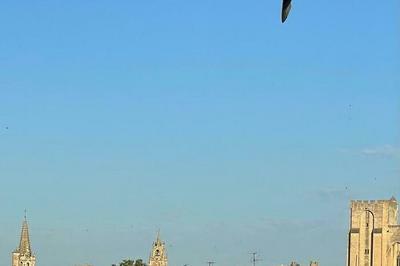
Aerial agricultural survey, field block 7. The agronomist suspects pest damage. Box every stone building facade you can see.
[348,197,400,266]
[149,232,168,266]
[12,217,36,266]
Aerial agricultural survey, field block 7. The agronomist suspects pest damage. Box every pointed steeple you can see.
[149,231,168,266]
[18,213,32,256]
[156,230,161,243]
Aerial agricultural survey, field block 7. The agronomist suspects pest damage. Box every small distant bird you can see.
[282,0,292,23]
[347,104,353,121]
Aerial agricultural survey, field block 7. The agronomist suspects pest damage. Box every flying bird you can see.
[281,0,292,23]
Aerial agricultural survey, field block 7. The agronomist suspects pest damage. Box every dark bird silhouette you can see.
[282,0,292,23]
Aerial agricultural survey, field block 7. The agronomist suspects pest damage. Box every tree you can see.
[120,259,135,266]
[116,259,147,266]
[134,259,147,266]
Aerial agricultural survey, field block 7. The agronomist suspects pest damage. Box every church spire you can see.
[18,212,32,256]
[12,212,36,266]
[156,230,161,242]
[149,231,168,266]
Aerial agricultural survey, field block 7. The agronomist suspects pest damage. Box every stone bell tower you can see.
[149,231,168,266]
[12,214,36,266]
[347,197,400,266]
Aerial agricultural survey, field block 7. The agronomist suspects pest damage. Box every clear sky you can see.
[0,1,399,266]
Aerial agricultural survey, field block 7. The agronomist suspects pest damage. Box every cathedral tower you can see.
[347,197,400,266]
[12,215,36,266]
[149,232,168,266]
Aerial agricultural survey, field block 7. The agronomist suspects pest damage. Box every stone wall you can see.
[348,198,399,266]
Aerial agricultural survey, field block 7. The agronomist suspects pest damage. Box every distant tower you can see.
[149,231,168,266]
[12,214,36,266]
[347,197,400,266]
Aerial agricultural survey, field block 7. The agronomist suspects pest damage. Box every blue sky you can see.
[0,0,399,266]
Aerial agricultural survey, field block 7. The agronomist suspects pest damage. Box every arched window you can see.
[397,255,400,266]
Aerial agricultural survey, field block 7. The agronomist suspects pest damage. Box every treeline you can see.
[112,259,147,266]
